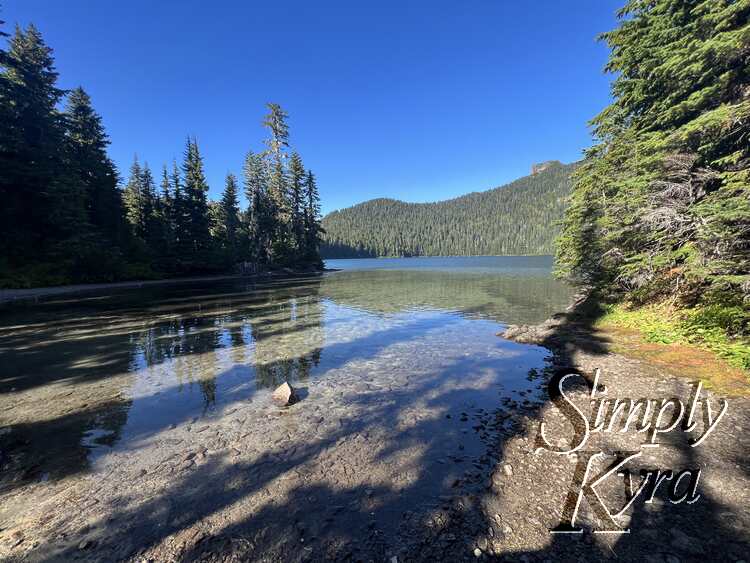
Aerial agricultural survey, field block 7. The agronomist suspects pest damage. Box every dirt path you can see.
[0,295,747,562]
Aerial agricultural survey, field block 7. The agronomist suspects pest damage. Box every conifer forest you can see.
[0,23,323,288]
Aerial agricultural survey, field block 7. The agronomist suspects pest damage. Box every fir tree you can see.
[140,163,163,250]
[63,87,126,248]
[288,151,306,257]
[303,169,323,264]
[217,172,241,257]
[122,156,146,238]
[262,103,293,262]
[170,159,188,253]
[155,164,176,267]
[181,137,211,260]
[0,24,73,264]
[556,0,750,319]
[243,150,272,264]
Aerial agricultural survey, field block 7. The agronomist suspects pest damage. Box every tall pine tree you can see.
[303,169,323,264]
[243,150,272,264]
[262,103,293,263]
[217,172,241,260]
[63,87,125,248]
[180,137,211,266]
[288,151,306,258]
[0,24,75,267]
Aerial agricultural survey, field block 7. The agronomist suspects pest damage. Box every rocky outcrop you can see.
[500,316,564,345]
[530,160,560,175]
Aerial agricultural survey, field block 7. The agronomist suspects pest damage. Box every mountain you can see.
[321,161,576,258]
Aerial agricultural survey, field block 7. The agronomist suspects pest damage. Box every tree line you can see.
[321,162,575,258]
[0,21,322,288]
[555,0,749,335]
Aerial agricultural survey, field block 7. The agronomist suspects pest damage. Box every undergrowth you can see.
[597,303,750,372]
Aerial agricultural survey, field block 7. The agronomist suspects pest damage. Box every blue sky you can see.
[4,0,621,215]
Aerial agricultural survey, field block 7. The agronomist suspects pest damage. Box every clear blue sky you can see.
[5,0,621,215]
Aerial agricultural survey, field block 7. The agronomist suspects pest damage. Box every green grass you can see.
[597,303,750,372]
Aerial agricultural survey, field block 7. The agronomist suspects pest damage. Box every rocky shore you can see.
[1,292,748,562]
[494,292,750,562]
[0,268,331,307]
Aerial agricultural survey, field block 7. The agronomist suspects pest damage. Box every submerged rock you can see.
[271,382,298,407]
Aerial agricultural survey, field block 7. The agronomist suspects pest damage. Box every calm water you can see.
[0,256,573,495]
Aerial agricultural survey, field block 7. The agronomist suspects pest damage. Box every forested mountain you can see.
[0,21,323,288]
[556,0,749,325]
[321,161,576,258]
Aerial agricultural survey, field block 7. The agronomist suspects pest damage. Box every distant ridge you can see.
[321,161,577,258]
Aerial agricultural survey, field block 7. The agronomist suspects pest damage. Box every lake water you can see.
[0,255,574,556]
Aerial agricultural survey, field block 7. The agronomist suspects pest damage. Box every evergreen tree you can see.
[0,16,325,288]
[180,137,211,264]
[288,151,306,257]
[0,24,74,265]
[243,150,272,264]
[122,156,147,238]
[303,169,323,264]
[140,163,163,250]
[170,159,188,255]
[159,164,172,220]
[262,103,293,262]
[154,164,176,267]
[556,0,750,319]
[217,172,241,257]
[63,87,127,248]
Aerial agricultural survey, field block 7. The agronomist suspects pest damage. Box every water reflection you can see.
[0,259,572,502]
[320,268,573,324]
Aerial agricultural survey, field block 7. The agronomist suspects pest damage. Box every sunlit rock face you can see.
[530,160,560,175]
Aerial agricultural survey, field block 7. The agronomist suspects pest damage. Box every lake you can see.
[0,255,574,559]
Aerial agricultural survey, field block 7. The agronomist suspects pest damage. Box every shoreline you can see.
[0,268,335,307]
[1,286,748,560]
[491,291,750,558]
[501,289,749,396]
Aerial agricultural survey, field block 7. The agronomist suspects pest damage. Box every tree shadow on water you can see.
[9,291,749,562]
[33,346,550,562]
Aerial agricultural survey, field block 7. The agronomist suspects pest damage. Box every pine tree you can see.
[154,164,176,267]
[169,159,187,250]
[140,163,163,250]
[262,103,293,263]
[159,164,172,219]
[288,151,306,257]
[122,156,146,237]
[181,137,211,262]
[63,87,125,248]
[303,169,323,264]
[217,172,241,257]
[556,0,750,316]
[0,24,74,265]
[243,150,271,264]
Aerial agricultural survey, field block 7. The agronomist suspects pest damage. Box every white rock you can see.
[271,382,298,407]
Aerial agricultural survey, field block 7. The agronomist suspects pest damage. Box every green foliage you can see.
[321,162,576,258]
[556,0,750,338]
[599,303,750,371]
[0,21,324,287]
[302,170,323,266]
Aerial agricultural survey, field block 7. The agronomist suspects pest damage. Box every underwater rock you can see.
[272,382,298,407]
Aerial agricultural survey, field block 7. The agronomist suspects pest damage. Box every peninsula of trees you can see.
[0,22,322,289]
[321,161,575,258]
